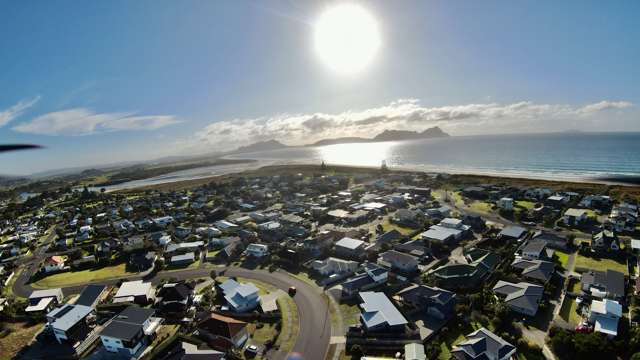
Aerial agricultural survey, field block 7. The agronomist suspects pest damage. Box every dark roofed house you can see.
[155,282,194,315]
[197,313,249,351]
[341,263,388,297]
[532,231,568,250]
[377,250,419,273]
[511,258,555,284]
[498,226,527,241]
[492,281,544,316]
[128,251,157,272]
[432,249,499,290]
[395,284,456,320]
[75,284,106,308]
[521,239,550,260]
[100,306,161,356]
[581,269,625,301]
[451,328,516,360]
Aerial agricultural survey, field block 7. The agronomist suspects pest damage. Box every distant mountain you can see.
[308,137,370,147]
[233,139,289,154]
[373,127,449,141]
[307,127,449,146]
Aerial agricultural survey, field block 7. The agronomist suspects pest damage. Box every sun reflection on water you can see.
[316,142,395,167]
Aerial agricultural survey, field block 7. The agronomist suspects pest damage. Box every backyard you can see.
[574,255,628,274]
[559,297,583,325]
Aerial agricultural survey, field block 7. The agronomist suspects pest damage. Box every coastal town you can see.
[0,165,639,360]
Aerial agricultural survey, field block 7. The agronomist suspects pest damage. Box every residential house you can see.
[404,343,426,360]
[335,237,367,259]
[156,282,194,315]
[173,341,225,360]
[511,258,555,284]
[608,202,638,233]
[165,241,204,256]
[46,304,95,344]
[581,269,625,301]
[26,288,63,313]
[393,209,424,228]
[589,299,622,338]
[377,250,419,273]
[100,306,162,356]
[521,239,550,260]
[153,216,174,228]
[171,252,196,266]
[395,284,456,320]
[197,313,249,351]
[43,256,66,273]
[499,226,527,241]
[113,280,155,305]
[310,257,359,284]
[563,208,589,226]
[421,218,469,244]
[244,243,269,258]
[492,281,544,316]
[128,251,157,272]
[358,291,408,332]
[531,231,568,250]
[432,249,500,290]
[75,285,107,308]
[218,279,260,313]
[497,198,514,211]
[342,263,389,297]
[592,229,620,251]
[451,328,516,360]
[545,195,569,209]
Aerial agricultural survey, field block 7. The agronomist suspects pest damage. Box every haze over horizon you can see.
[1,1,639,175]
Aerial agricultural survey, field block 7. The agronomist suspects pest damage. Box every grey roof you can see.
[336,237,365,250]
[75,284,106,307]
[171,252,196,263]
[452,328,515,360]
[396,284,456,307]
[511,258,555,283]
[359,291,407,329]
[493,281,544,315]
[115,280,152,298]
[29,288,62,300]
[48,304,93,331]
[101,306,155,341]
[499,226,527,239]
[522,239,547,255]
[583,269,625,299]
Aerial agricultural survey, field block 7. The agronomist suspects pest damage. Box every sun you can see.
[314,3,381,75]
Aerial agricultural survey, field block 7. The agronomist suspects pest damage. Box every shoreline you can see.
[117,161,640,197]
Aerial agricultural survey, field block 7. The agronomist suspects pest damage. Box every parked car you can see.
[288,286,297,296]
[575,322,593,333]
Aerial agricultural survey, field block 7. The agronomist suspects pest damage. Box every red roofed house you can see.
[197,313,249,351]
[44,256,66,273]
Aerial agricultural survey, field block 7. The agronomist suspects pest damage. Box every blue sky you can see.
[1,0,639,175]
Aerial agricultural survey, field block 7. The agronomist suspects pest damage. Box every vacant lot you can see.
[0,322,42,360]
[559,297,582,325]
[574,255,628,274]
[32,263,134,288]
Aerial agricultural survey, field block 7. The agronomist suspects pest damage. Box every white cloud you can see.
[0,96,40,127]
[187,99,634,152]
[13,108,180,136]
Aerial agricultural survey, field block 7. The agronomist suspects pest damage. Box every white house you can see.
[589,299,622,337]
[497,198,514,211]
[562,208,589,226]
[43,256,66,273]
[244,243,269,258]
[218,279,260,313]
[100,306,162,355]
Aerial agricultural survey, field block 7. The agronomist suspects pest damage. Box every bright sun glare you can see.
[314,4,381,75]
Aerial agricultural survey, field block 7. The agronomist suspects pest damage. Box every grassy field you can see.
[32,263,134,288]
[0,322,43,360]
[574,255,628,274]
[567,278,582,293]
[275,296,299,352]
[559,297,582,325]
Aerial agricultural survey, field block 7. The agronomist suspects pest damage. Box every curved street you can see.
[14,265,331,360]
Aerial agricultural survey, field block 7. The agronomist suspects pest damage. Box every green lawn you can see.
[559,297,582,325]
[469,201,493,214]
[568,278,582,293]
[553,250,572,270]
[32,263,134,288]
[574,255,628,274]
[275,296,299,352]
[515,200,537,210]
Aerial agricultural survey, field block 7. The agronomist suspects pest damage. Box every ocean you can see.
[97,133,640,191]
[226,132,640,182]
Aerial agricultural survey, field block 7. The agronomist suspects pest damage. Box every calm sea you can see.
[227,133,640,182]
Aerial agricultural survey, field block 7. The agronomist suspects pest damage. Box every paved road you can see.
[14,265,331,360]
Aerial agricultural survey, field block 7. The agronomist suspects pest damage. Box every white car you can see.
[246,345,259,354]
